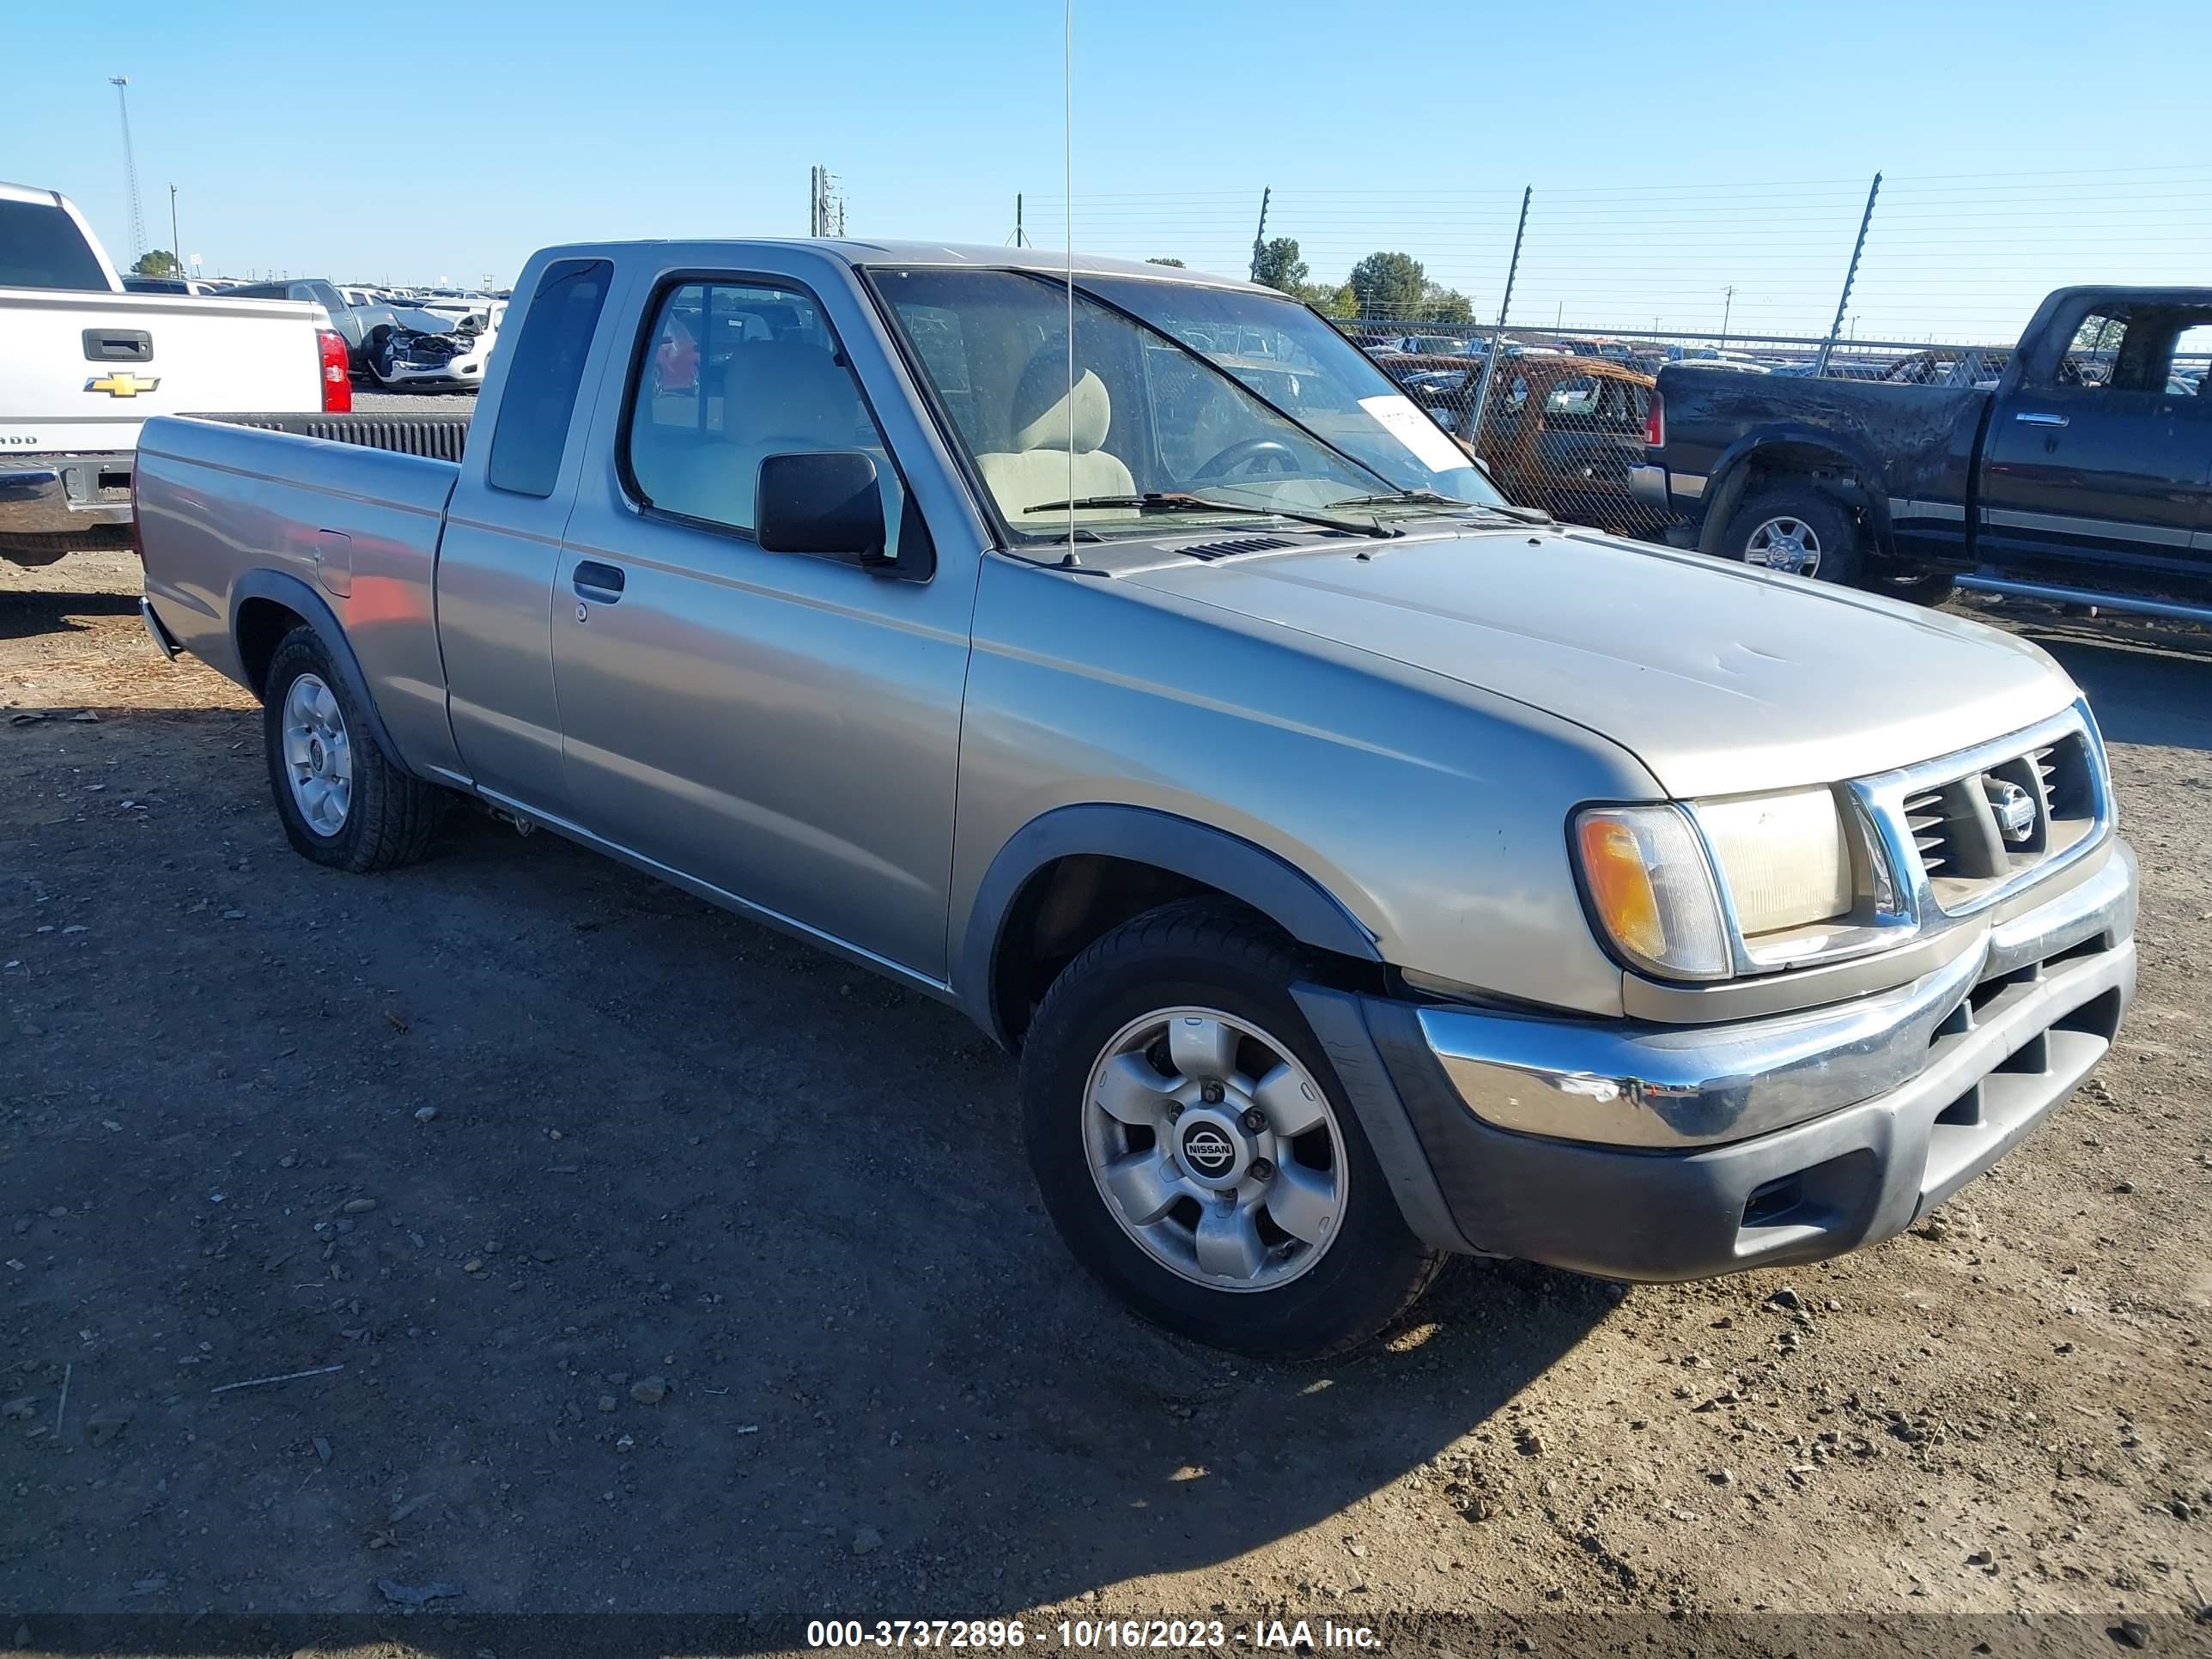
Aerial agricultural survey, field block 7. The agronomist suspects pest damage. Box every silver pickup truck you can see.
[135,240,2137,1359]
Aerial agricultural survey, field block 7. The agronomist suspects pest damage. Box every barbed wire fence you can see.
[1017,166,2212,540]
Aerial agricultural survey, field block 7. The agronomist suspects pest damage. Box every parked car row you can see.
[211,278,506,391]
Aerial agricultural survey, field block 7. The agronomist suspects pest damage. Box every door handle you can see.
[2014,411,2069,428]
[572,561,626,603]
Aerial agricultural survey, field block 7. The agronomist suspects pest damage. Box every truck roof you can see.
[529,238,1267,292]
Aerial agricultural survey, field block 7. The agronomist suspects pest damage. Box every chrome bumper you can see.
[0,454,135,536]
[1418,837,2136,1151]
[1626,463,1670,512]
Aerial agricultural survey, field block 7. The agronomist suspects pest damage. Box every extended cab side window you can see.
[624,279,906,556]
[2058,309,2133,390]
[2173,325,2212,397]
[484,258,613,498]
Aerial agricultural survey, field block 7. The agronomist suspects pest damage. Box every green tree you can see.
[1251,237,1308,294]
[1346,251,1427,318]
[131,249,181,277]
[1421,283,1476,325]
[1146,256,1186,267]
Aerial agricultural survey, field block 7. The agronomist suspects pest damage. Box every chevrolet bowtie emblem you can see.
[85,372,161,398]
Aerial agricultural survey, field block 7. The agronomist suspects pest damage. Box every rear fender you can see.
[1698,427,1894,556]
[230,568,412,771]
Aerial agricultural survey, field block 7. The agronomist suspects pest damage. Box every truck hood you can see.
[1121,524,2077,798]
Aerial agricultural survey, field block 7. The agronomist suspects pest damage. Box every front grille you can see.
[1903,787,1954,878]
[1881,725,2102,915]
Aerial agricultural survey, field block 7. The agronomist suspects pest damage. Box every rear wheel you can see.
[1019,900,1444,1360]
[262,626,446,872]
[1719,485,1860,585]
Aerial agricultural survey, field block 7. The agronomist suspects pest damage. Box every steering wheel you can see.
[1194,437,1300,483]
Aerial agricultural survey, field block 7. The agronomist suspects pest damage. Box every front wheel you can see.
[1019,901,1444,1360]
[262,626,447,872]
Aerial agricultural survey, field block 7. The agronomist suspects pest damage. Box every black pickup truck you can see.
[1632,286,2212,622]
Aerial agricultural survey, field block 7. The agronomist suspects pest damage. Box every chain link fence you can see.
[1024,166,2212,544]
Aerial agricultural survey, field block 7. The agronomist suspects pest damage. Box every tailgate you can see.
[0,289,325,452]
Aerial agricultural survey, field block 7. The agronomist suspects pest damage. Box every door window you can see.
[625,279,905,554]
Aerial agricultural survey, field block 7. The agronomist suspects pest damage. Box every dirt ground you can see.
[3,552,2209,1650]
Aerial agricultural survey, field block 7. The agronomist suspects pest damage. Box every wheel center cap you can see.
[309,737,325,774]
[1176,1109,1252,1190]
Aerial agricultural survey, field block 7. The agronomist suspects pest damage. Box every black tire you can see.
[1868,570,1958,608]
[1717,484,1861,585]
[1019,900,1445,1361]
[262,626,446,873]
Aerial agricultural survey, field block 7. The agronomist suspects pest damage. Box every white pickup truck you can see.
[0,181,350,565]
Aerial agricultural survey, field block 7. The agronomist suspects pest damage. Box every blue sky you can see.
[6,0,2209,340]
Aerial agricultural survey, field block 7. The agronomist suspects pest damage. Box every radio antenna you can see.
[1061,0,1078,559]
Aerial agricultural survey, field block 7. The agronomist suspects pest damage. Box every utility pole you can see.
[1462,185,1531,446]
[1009,193,1030,247]
[1815,172,1881,377]
[1720,284,1735,347]
[168,184,179,271]
[1247,186,1271,284]
[109,76,148,262]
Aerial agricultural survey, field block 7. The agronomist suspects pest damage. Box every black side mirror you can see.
[756,451,889,565]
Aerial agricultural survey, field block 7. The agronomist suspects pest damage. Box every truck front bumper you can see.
[1297,838,2136,1282]
[0,454,136,537]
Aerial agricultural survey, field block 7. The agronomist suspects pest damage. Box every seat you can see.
[975,364,1136,517]
[641,341,883,530]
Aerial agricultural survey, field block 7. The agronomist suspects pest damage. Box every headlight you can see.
[1693,787,1853,936]
[1572,805,1731,980]
[1573,789,1863,982]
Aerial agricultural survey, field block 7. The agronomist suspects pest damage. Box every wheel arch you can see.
[1698,429,1896,558]
[230,570,410,769]
[957,805,1383,1048]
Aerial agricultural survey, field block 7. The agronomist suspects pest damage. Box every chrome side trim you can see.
[1674,471,1706,500]
[1419,837,2135,1150]
[1983,507,2193,548]
[1887,496,1966,522]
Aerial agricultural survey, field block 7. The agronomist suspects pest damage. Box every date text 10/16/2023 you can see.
[805,1620,1384,1650]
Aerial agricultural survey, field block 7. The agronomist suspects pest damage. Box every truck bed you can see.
[1654,365,1990,507]
[135,412,467,780]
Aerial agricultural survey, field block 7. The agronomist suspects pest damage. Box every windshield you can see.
[867,267,1503,541]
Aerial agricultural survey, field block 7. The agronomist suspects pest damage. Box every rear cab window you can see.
[0,198,110,290]
[483,258,614,498]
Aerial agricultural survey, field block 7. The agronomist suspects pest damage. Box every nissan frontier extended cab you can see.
[135,241,2137,1358]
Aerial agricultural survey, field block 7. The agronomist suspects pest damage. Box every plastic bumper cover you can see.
[1297,838,2136,1281]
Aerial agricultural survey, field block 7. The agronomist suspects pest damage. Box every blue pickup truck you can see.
[1632,286,2212,623]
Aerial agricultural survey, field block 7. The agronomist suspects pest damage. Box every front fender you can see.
[955,803,1381,1042]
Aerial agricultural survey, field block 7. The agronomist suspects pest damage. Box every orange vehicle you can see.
[1462,355,1669,543]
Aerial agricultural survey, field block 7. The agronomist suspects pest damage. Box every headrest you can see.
[1012,366,1111,454]
[725,342,860,443]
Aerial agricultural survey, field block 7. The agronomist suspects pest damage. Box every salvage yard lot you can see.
[3,551,2210,1632]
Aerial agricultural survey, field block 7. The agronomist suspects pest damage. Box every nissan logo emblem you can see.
[1182,1127,1237,1176]
[1990,780,2038,845]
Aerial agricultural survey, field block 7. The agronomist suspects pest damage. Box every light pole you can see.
[109,76,149,262]
[1720,284,1735,348]
[168,184,179,272]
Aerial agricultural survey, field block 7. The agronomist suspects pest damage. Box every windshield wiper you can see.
[1326,489,1554,525]
[1023,492,1395,539]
